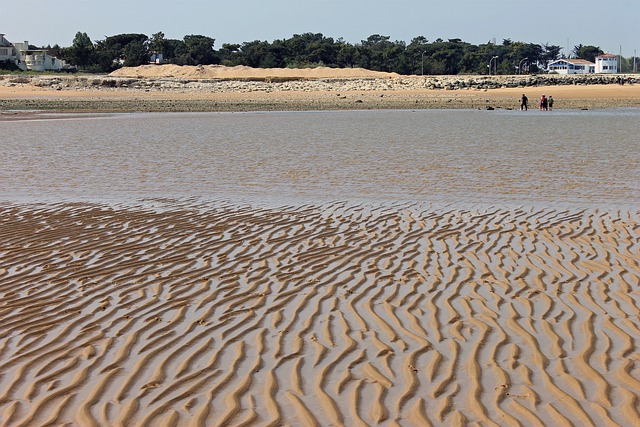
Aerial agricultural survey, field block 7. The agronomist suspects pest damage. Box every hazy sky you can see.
[3,0,638,56]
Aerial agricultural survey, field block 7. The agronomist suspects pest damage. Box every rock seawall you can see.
[1,73,637,95]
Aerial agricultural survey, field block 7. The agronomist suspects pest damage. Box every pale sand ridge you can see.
[109,64,401,79]
[0,201,638,426]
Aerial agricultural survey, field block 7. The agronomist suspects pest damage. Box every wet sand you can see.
[0,200,639,426]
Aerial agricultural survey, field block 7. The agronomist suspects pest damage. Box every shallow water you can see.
[1,109,639,427]
[1,109,638,208]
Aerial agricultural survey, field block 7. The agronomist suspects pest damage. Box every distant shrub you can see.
[9,76,30,84]
[0,59,20,71]
[285,61,326,69]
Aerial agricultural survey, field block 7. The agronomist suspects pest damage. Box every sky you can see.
[3,0,639,57]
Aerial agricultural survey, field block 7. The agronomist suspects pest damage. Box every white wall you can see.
[595,57,617,73]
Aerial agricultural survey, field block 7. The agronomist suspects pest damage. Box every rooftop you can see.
[550,58,595,65]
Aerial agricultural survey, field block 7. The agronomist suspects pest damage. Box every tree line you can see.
[30,31,637,75]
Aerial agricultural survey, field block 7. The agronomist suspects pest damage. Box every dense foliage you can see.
[42,31,634,75]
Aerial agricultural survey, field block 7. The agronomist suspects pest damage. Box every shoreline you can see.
[2,70,640,113]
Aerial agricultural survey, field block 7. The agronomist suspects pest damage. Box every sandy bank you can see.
[109,64,402,79]
[1,65,639,113]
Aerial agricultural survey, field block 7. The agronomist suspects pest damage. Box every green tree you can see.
[459,44,480,74]
[239,40,284,68]
[406,37,430,74]
[183,35,218,65]
[218,43,241,65]
[149,32,168,60]
[46,44,63,58]
[53,31,593,76]
[540,43,562,68]
[89,33,149,70]
[572,44,603,62]
[282,33,339,67]
[66,31,94,68]
[163,39,187,64]
[336,42,359,68]
[123,40,149,66]
[424,39,468,75]
[358,35,405,72]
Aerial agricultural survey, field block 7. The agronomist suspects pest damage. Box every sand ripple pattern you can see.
[0,201,638,426]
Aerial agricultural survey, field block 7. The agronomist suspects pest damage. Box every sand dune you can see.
[109,64,400,79]
[0,200,638,426]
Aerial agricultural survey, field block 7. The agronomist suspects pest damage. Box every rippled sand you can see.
[0,200,638,426]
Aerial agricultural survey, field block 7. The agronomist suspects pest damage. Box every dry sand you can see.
[0,200,639,426]
[109,64,402,79]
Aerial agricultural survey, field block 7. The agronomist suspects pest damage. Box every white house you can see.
[0,34,18,63]
[595,53,618,73]
[0,33,70,71]
[547,58,595,74]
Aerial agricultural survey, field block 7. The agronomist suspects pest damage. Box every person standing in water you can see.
[540,94,548,111]
[521,94,528,111]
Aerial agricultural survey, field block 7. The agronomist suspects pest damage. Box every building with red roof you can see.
[595,53,618,73]
[547,58,595,74]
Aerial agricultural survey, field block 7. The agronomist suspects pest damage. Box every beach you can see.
[1,67,639,426]
[1,65,640,114]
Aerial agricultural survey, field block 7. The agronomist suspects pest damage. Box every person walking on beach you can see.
[521,94,528,111]
[548,95,554,110]
[540,94,548,111]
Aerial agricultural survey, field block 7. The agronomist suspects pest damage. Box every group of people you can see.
[520,93,553,111]
[616,76,633,85]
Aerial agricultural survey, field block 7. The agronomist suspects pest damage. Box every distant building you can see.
[547,58,595,74]
[0,34,19,64]
[150,52,164,64]
[547,53,620,75]
[0,33,71,71]
[595,53,618,73]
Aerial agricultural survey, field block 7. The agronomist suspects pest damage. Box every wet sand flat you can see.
[2,84,640,113]
[0,200,638,426]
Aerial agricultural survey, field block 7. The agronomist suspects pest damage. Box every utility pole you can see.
[488,56,498,75]
[518,58,528,75]
[619,45,622,73]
